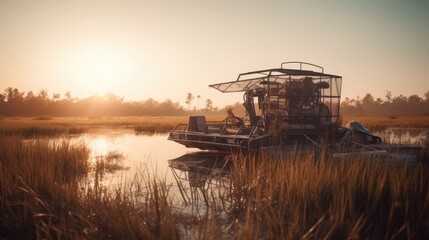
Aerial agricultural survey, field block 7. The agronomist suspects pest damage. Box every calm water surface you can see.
[63,129,231,213]
[71,128,428,183]
[58,127,427,213]
[75,129,198,185]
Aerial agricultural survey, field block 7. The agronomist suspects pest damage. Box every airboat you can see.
[168,62,423,160]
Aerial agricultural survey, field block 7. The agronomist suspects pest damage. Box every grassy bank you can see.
[0,116,229,137]
[0,117,186,137]
[0,115,428,137]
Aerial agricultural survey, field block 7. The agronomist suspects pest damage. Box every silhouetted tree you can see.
[340,90,429,115]
[185,93,194,110]
[205,99,213,111]
[104,92,123,103]
[25,91,35,102]
[4,87,24,103]
[424,90,429,103]
[4,87,13,102]
[385,90,392,103]
[13,88,24,103]
[37,89,49,104]
[1,86,428,117]
[65,91,73,102]
[196,95,201,109]
[53,93,61,102]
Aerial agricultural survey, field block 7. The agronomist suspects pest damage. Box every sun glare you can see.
[90,137,109,157]
[68,45,136,95]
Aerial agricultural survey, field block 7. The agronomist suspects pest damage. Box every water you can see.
[66,127,428,182]
[56,127,427,213]
[68,129,196,187]
[59,129,231,214]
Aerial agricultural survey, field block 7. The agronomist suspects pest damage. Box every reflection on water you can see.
[68,127,427,186]
[169,152,232,214]
[63,129,198,189]
[66,129,233,214]
[169,152,231,187]
[90,137,109,156]
[59,127,427,214]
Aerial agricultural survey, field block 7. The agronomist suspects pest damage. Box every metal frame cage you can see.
[209,62,342,133]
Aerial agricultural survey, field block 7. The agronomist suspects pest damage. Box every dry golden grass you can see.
[0,116,225,136]
[1,134,428,239]
[0,135,179,239]
[1,115,428,239]
[220,152,429,239]
[0,115,427,137]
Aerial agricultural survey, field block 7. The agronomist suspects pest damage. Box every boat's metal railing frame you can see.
[171,123,260,138]
[169,122,266,150]
[281,61,324,73]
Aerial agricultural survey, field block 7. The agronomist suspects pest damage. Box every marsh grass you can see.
[33,116,53,121]
[1,135,428,239]
[0,116,189,137]
[0,135,90,238]
[134,122,178,135]
[1,116,429,239]
[219,152,429,239]
[0,135,179,239]
[1,115,427,137]
[166,149,428,239]
[0,126,87,137]
[94,151,127,173]
[0,116,227,137]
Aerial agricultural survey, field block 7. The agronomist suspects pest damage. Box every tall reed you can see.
[0,135,90,238]
[223,152,429,239]
[1,131,428,239]
[0,135,178,239]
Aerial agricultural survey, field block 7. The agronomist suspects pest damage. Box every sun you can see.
[68,45,135,95]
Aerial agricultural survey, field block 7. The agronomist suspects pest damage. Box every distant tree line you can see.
[1,87,428,116]
[341,90,429,115]
[0,87,238,117]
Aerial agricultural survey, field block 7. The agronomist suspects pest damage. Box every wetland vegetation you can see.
[0,116,428,239]
[0,115,428,137]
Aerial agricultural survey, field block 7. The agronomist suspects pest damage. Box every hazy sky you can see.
[0,0,428,107]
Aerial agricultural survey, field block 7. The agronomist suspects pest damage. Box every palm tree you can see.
[185,93,194,110]
[205,98,213,110]
[197,95,201,110]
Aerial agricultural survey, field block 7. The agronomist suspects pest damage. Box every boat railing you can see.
[206,120,228,125]
[172,124,188,132]
[281,61,324,73]
[247,133,271,150]
[171,122,259,138]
